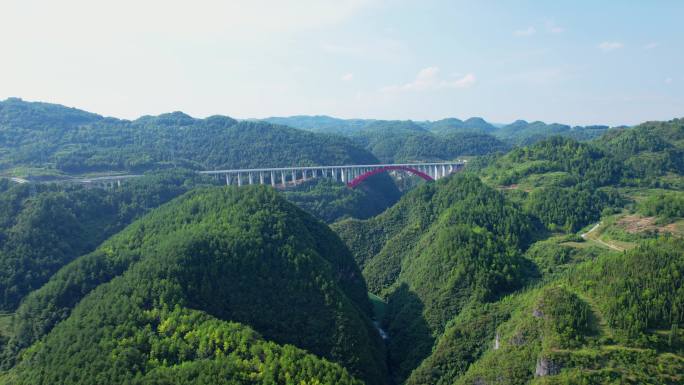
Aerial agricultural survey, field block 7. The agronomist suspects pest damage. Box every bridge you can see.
[3,161,466,189]
[199,161,465,188]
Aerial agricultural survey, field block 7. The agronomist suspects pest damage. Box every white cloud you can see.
[514,26,536,37]
[341,73,354,81]
[382,67,476,93]
[448,73,477,88]
[644,42,660,49]
[598,41,624,52]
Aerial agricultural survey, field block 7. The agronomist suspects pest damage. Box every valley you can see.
[0,99,682,384]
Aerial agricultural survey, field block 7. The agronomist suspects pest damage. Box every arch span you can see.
[347,166,434,188]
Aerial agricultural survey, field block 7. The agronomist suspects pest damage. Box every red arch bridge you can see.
[199,161,466,189]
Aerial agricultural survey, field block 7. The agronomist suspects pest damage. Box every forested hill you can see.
[0,98,378,175]
[263,115,612,151]
[266,116,510,163]
[0,170,209,313]
[0,98,404,223]
[333,174,539,383]
[1,186,388,385]
[494,120,611,145]
[333,118,684,385]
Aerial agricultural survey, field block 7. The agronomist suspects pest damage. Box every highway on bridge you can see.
[4,161,466,189]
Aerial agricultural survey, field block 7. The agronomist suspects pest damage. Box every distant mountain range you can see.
[263,115,614,146]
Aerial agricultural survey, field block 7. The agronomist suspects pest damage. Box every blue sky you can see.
[1,0,682,125]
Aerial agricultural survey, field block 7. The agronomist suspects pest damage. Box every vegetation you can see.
[637,191,684,221]
[494,120,610,146]
[264,115,611,149]
[0,170,208,312]
[284,176,400,223]
[1,102,683,384]
[268,116,510,163]
[0,98,380,175]
[1,187,387,385]
[0,98,402,223]
[348,122,508,163]
[334,174,538,382]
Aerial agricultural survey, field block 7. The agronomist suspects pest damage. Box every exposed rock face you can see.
[532,308,544,318]
[535,356,562,377]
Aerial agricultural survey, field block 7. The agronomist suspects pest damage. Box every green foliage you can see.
[405,303,508,385]
[0,98,380,174]
[266,115,509,163]
[597,118,684,183]
[0,98,402,225]
[525,186,621,232]
[537,286,592,348]
[637,191,684,221]
[351,122,508,163]
[569,238,684,342]
[335,174,537,382]
[284,176,400,223]
[5,284,363,385]
[524,238,601,277]
[494,120,609,146]
[425,117,498,135]
[489,136,623,187]
[1,186,387,384]
[0,170,204,311]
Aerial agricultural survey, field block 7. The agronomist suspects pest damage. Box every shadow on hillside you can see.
[383,283,433,384]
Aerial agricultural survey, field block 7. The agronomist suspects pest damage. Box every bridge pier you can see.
[199,161,465,189]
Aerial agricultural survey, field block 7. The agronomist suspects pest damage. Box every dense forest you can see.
[264,115,612,157]
[0,99,682,384]
[0,98,401,224]
[0,98,379,174]
[333,118,683,384]
[1,187,388,385]
[0,170,210,312]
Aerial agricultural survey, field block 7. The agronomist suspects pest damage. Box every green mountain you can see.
[1,186,388,385]
[349,122,508,163]
[406,238,683,385]
[0,98,401,224]
[0,170,207,312]
[264,116,508,162]
[333,119,684,384]
[424,117,498,135]
[495,120,611,146]
[2,100,683,385]
[264,115,373,135]
[595,118,684,181]
[334,174,538,382]
[0,98,379,175]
